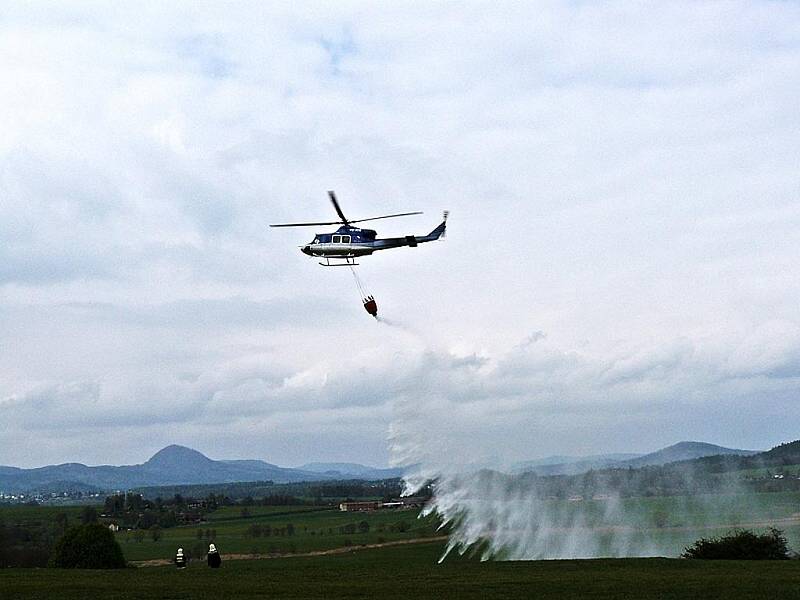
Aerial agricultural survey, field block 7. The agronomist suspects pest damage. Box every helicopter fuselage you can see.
[301,220,446,261]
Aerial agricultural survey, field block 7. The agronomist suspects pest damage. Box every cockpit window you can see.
[313,236,320,244]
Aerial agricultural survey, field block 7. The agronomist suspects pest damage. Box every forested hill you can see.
[670,439,800,474]
[758,439,800,462]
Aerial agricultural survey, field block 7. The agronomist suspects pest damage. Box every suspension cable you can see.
[349,265,367,299]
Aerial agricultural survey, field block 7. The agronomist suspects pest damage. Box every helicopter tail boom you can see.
[368,212,448,252]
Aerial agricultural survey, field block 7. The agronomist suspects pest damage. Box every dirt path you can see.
[132,536,449,567]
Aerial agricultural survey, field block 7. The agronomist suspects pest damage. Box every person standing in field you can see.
[207,543,221,568]
[175,547,186,569]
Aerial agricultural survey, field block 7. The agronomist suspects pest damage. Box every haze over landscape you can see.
[0,440,757,493]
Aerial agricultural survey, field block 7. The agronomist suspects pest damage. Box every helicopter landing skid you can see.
[319,257,360,267]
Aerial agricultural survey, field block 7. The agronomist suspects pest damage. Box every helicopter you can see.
[270,191,448,266]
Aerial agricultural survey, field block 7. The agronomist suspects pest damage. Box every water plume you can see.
[387,336,783,561]
[394,435,761,561]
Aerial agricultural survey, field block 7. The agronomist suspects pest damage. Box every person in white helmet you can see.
[207,543,221,568]
[175,547,186,569]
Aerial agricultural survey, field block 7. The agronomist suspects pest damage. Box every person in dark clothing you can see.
[207,543,221,568]
[175,547,186,569]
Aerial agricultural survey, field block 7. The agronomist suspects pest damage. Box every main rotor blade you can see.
[269,221,343,227]
[328,190,349,225]
[349,211,423,224]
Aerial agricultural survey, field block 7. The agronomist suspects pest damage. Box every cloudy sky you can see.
[1,2,799,469]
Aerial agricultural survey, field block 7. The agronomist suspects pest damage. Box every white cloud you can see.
[1,2,799,468]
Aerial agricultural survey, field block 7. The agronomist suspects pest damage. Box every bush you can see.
[682,528,790,560]
[80,506,98,525]
[49,524,127,569]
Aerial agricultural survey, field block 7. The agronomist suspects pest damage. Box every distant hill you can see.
[512,453,642,476]
[298,462,403,480]
[0,445,340,493]
[621,441,760,468]
[1,441,775,495]
[682,439,800,474]
[514,442,759,476]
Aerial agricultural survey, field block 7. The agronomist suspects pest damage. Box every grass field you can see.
[4,490,799,564]
[3,541,800,600]
[3,497,800,598]
[527,491,800,528]
[0,504,86,523]
[203,505,326,522]
[115,505,441,561]
[736,464,800,477]
[110,491,800,562]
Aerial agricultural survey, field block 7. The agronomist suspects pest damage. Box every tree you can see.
[138,512,157,530]
[80,506,98,525]
[150,525,162,542]
[158,511,177,528]
[125,493,144,511]
[682,528,791,560]
[104,495,124,516]
[358,521,370,534]
[49,524,126,569]
[286,523,295,536]
[55,512,69,534]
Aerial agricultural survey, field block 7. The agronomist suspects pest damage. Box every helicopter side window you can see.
[332,235,341,243]
[341,235,351,244]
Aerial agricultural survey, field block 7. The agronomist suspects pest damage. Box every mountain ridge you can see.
[298,462,403,479]
[513,441,760,476]
[622,441,759,468]
[0,441,767,494]
[0,445,339,493]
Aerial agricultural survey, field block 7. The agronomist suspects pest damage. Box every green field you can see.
[4,490,799,565]
[115,505,441,561]
[736,464,800,478]
[3,541,800,600]
[0,504,86,523]
[111,491,800,562]
[202,505,326,522]
[3,497,800,598]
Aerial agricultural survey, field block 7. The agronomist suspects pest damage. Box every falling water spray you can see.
[387,344,771,562]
